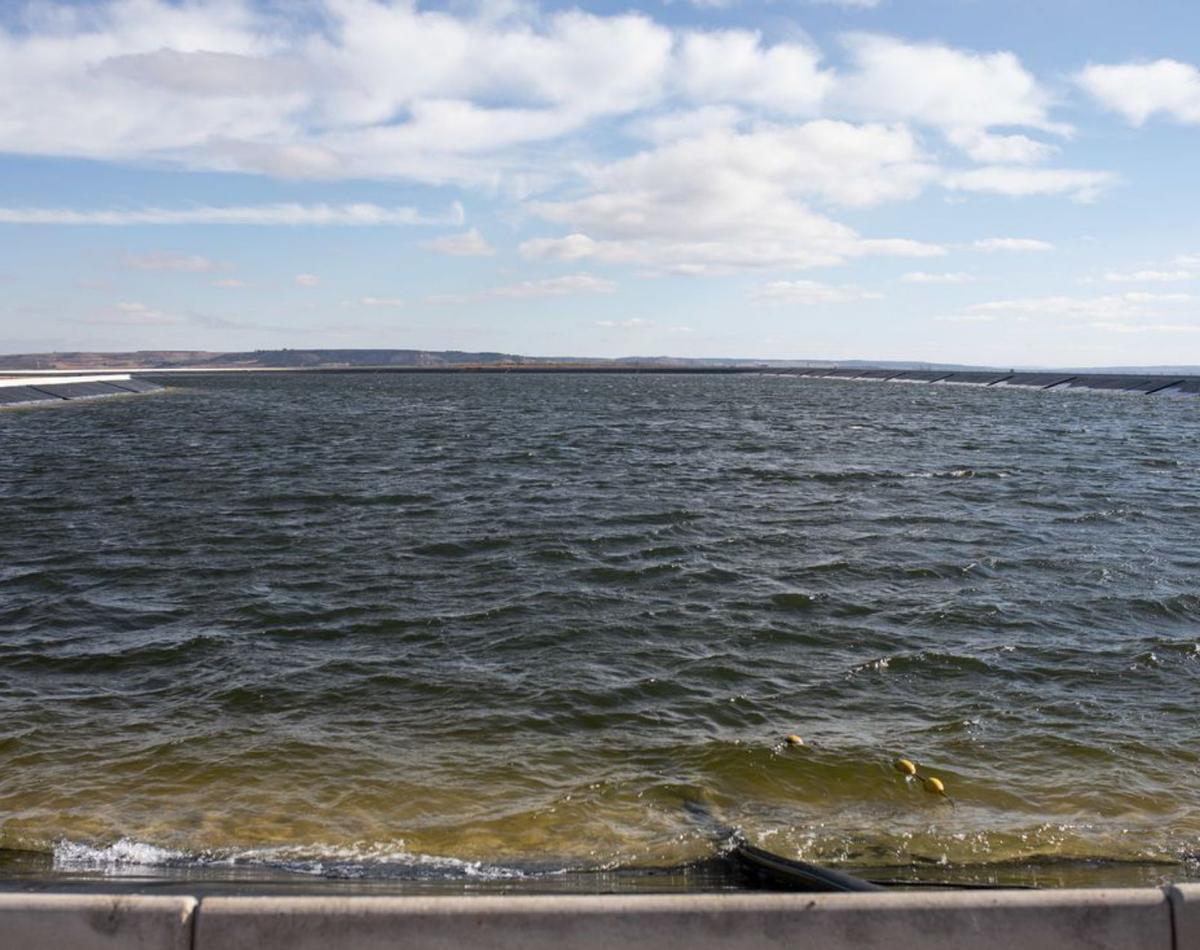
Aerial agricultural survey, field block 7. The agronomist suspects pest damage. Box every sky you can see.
[1,0,1199,365]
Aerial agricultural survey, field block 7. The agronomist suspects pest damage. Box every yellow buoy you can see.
[893,757,917,776]
[921,774,955,807]
[785,734,805,746]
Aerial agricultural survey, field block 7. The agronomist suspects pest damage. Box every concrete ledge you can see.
[194,890,1173,950]
[1168,883,1199,949]
[0,894,196,950]
[0,889,1180,950]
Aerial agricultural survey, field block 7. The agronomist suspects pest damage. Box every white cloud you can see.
[85,301,183,325]
[94,48,309,98]
[1091,322,1200,334]
[0,2,1091,196]
[1123,291,1194,303]
[122,252,216,271]
[596,318,651,328]
[966,291,1194,321]
[423,228,495,256]
[902,271,976,283]
[522,122,942,275]
[0,0,1124,302]
[359,296,405,308]
[835,34,1064,134]
[944,166,1116,202]
[0,203,452,226]
[627,106,743,144]
[295,274,320,287]
[944,129,1058,164]
[972,237,1055,252]
[807,0,882,7]
[0,2,679,186]
[751,280,883,305]
[934,312,996,323]
[1104,269,1194,283]
[1076,59,1200,125]
[213,278,245,288]
[426,274,616,304]
[674,31,832,115]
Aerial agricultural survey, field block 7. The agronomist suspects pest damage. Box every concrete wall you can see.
[0,894,195,950]
[3,887,1197,950]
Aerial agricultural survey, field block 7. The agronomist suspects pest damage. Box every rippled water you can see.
[1,372,1198,887]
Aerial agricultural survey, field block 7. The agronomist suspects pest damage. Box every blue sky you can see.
[2,0,1199,365]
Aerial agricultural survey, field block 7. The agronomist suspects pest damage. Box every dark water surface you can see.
[1,373,1198,887]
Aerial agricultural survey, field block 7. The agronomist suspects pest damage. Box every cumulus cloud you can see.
[934,312,996,323]
[0,2,1088,188]
[521,122,943,274]
[944,129,1058,164]
[1076,59,1200,125]
[359,296,405,307]
[0,0,1123,295]
[596,317,651,328]
[0,1,847,187]
[943,166,1116,202]
[423,228,495,256]
[627,106,744,144]
[83,299,236,329]
[295,274,320,287]
[972,237,1055,252]
[85,301,184,325]
[1104,269,1194,283]
[902,271,976,283]
[751,280,883,305]
[95,48,310,98]
[426,274,615,304]
[0,203,453,226]
[965,291,1194,322]
[213,278,245,288]
[673,31,831,115]
[122,252,217,271]
[0,3,673,183]
[835,34,1064,134]
[807,0,883,7]
[1090,322,1200,334]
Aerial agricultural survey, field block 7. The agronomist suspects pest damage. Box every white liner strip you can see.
[0,374,132,388]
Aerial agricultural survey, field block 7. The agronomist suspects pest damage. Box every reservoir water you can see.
[1,372,1197,887]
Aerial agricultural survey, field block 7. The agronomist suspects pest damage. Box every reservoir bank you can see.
[0,374,163,408]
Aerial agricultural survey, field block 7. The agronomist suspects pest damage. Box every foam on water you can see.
[53,838,184,871]
[51,838,530,880]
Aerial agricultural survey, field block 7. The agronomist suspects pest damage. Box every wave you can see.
[803,468,1011,483]
[50,838,532,881]
[35,829,1198,889]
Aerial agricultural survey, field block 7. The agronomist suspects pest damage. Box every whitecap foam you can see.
[220,842,527,879]
[51,838,529,880]
[53,838,184,871]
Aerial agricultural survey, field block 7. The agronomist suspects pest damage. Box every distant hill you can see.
[0,348,823,370]
[3,349,1197,374]
[0,349,542,370]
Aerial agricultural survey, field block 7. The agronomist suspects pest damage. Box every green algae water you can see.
[1,372,1198,888]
